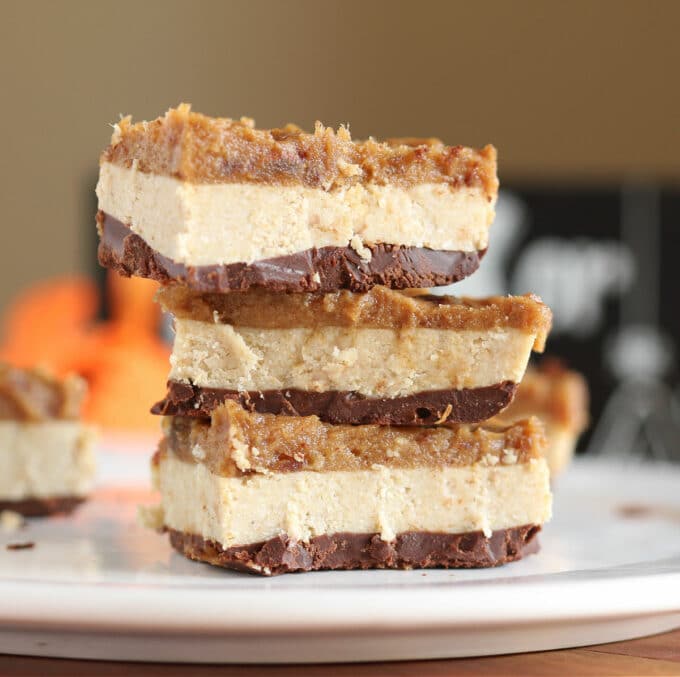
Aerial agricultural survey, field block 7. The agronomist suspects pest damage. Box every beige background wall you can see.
[1,0,678,309]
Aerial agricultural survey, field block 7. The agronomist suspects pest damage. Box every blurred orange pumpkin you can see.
[0,273,170,431]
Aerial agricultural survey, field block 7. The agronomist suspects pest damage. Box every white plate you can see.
[1,441,679,664]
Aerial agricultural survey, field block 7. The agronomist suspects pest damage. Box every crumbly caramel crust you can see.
[102,104,498,193]
[491,360,589,431]
[164,400,546,477]
[0,363,86,422]
[158,286,552,351]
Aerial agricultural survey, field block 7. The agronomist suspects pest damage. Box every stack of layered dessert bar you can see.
[96,105,553,575]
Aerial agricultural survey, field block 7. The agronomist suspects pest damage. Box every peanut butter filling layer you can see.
[151,449,552,548]
[167,321,537,397]
[162,401,546,478]
[158,286,552,347]
[102,105,498,193]
[96,167,494,268]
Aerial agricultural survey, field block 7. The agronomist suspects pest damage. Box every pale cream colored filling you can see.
[0,422,96,500]
[169,320,535,396]
[96,162,495,267]
[153,454,551,547]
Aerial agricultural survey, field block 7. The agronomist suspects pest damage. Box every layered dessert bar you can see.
[146,401,551,575]
[96,105,498,293]
[97,104,555,576]
[152,286,552,426]
[490,360,588,476]
[0,364,96,515]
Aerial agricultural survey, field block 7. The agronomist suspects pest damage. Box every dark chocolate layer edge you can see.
[0,496,86,517]
[167,525,541,576]
[98,212,484,293]
[152,381,518,425]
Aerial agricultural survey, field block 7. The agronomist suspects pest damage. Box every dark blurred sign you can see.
[450,186,680,457]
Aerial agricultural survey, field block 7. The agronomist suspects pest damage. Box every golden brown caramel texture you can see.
[0,363,86,422]
[164,400,546,477]
[102,104,498,194]
[158,286,552,351]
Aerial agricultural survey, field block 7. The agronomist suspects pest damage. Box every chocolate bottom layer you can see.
[0,496,85,517]
[98,213,484,293]
[152,381,518,425]
[167,525,541,576]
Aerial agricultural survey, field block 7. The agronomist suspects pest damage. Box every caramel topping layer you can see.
[164,400,546,477]
[158,285,552,350]
[0,363,86,422]
[102,104,498,193]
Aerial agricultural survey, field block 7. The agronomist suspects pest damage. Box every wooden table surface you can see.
[1,628,679,676]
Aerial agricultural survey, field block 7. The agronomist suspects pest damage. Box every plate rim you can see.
[1,565,680,634]
[2,457,680,636]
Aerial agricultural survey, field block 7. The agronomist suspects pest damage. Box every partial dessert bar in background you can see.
[96,105,498,293]
[146,401,552,575]
[490,360,589,476]
[0,364,96,516]
[153,286,552,425]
